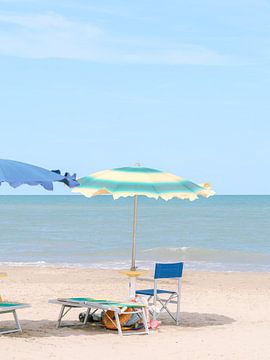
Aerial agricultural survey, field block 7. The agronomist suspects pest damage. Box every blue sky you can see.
[0,0,269,194]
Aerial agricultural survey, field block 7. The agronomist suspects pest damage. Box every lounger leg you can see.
[57,305,65,329]
[13,310,22,332]
[83,308,91,326]
[0,310,23,335]
[142,308,149,334]
[114,311,123,336]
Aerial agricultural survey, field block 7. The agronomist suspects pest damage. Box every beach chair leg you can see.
[158,299,176,322]
[176,295,180,325]
[13,310,22,332]
[176,279,182,325]
[114,311,123,336]
[156,294,178,323]
[153,293,157,321]
[57,305,65,329]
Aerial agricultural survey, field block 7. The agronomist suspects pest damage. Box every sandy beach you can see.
[0,266,269,359]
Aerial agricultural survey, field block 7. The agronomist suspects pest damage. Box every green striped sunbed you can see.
[49,297,149,336]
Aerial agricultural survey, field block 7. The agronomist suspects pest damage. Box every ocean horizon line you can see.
[1,194,270,196]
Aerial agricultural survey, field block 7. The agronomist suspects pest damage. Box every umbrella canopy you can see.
[73,166,214,270]
[72,166,214,200]
[0,159,78,190]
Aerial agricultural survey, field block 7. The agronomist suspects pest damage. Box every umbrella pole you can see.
[131,194,138,271]
[122,195,144,298]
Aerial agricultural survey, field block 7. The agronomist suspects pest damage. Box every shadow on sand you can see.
[1,319,107,338]
[1,311,235,338]
[159,311,235,327]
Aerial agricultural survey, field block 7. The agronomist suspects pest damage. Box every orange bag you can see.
[102,308,133,330]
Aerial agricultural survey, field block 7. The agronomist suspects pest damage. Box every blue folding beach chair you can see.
[136,262,184,325]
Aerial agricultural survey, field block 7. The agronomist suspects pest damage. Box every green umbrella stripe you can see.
[78,179,204,193]
[113,166,163,174]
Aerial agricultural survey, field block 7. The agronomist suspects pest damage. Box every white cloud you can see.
[0,12,228,65]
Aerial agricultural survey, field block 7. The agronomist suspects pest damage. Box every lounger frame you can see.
[49,299,149,336]
[0,304,30,335]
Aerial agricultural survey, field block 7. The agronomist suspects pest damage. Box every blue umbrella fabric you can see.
[0,159,78,190]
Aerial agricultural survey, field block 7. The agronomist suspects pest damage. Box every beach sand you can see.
[0,266,269,360]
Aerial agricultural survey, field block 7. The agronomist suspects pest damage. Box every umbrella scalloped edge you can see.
[72,187,215,201]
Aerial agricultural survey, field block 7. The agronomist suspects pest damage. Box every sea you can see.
[0,195,269,272]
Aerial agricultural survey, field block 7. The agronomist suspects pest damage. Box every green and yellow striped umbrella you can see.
[72,166,214,270]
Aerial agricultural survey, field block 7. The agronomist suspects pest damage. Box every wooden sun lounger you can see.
[49,297,149,336]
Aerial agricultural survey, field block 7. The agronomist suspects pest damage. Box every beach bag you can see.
[102,308,138,330]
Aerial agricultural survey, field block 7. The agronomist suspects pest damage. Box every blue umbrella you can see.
[0,159,78,190]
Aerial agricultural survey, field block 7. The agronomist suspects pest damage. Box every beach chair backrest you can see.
[154,262,184,279]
